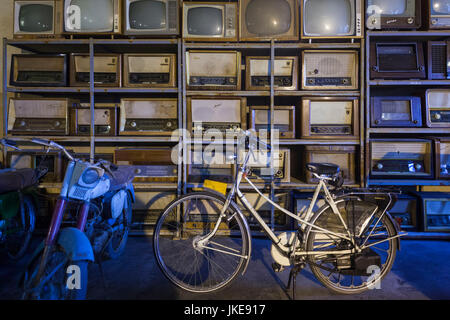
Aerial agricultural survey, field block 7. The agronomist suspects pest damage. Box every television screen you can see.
[303,0,353,36]
[368,0,406,15]
[187,7,223,36]
[19,4,53,32]
[129,0,166,30]
[245,0,292,36]
[431,0,450,14]
[66,0,114,31]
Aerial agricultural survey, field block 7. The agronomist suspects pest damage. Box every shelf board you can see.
[184,42,361,49]
[368,179,450,186]
[368,128,450,134]
[278,139,361,146]
[186,90,361,97]
[367,30,450,38]
[38,182,179,190]
[95,136,178,143]
[94,87,178,94]
[369,80,450,86]
[6,135,91,142]
[7,86,90,93]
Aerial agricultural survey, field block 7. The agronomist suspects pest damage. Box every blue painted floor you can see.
[1,236,449,300]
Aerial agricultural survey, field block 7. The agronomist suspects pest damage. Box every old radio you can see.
[70,152,113,164]
[425,89,450,128]
[427,0,450,29]
[249,106,295,139]
[182,2,238,42]
[388,193,418,231]
[303,145,357,185]
[186,50,241,91]
[123,53,176,88]
[245,56,298,91]
[132,191,177,227]
[7,149,65,182]
[301,97,359,140]
[10,54,67,87]
[370,139,433,178]
[370,96,422,127]
[365,0,422,30]
[301,50,359,90]
[418,192,450,232]
[70,54,121,87]
[428,41,450,80]
[114,147,177,183]
[119,98,178,136]
[13,0,62,39]
[188,147,236,184]
[70,103,117,136]
[7,98,71,135]
[187,97,247,135]
[370,42,426,79]
[435,137,450,179]
[237,193,290,229]
[240,149,291,183]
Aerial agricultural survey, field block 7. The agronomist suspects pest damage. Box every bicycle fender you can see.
[58,227,94,262]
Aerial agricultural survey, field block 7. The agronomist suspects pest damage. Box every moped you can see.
[22,138,135,299]
[0,138,43,260]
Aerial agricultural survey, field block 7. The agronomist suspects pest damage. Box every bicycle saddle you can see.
[0,168,38,194]
[306,163,340,176]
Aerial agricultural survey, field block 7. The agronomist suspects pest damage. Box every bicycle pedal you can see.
[272,262,285,273]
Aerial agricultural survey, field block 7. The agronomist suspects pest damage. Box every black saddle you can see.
[106,165,135,191]
[306,163,340,176]
[0,168,38,194]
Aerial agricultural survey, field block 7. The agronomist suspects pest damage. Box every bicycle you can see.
[153,130,406,298]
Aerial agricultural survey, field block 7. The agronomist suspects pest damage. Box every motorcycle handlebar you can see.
[0,138,21,151]
[31,138,74,161]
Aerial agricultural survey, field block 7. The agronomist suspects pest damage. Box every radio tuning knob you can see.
[19,120,26,127]
[54,121,61,127]
[415,163,422,170]
[413,120,418,124]
[313,69,319,75]
[374,120,380,124]
[432,19,437,25]
[407,18,414,24]
[135,168,142,175]
[130,121,137,128]
[376,163,383,170]
[434,113,442,120]
[166,122,172,128]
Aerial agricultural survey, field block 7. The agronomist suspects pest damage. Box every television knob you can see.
[407,18,414,24]
[372,66,379,71]
[376,163,383,170]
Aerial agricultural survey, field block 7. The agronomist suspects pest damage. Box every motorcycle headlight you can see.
[81,168,100,185]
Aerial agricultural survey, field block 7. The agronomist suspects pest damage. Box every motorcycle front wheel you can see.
[23,246,88,300]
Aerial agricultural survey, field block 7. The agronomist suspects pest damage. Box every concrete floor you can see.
[1,236,450,300]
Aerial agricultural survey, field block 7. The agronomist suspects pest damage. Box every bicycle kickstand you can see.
[286,263,305,300]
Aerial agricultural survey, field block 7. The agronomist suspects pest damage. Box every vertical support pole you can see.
[364,35,370,188]
[182,40,187,194]
[270,39,275,231]
[2,38,8,163]
[177,38,183,196]
[89,38,95,163]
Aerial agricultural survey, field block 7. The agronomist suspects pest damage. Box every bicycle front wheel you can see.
[153,192,250,293]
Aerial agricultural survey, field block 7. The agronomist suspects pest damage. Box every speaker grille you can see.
[431,45,446,74]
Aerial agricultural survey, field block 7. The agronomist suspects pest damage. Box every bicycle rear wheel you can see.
[153,192,250,293]
[305,199,398,295]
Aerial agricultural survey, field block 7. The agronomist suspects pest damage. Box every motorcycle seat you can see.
[0,168,38,194]
[306,163,340,176]
[106,165,135,191]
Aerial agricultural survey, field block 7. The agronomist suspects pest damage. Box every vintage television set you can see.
[186,50,241,91]
[245,56,298,91]
[239,0,299,41]
[70,103,117,136]
[301,50,359,90]
[119,98,178,136]
[370,96,422,127]
[114,147,177,183]
[70,54,122,87]
[301,97,359,140]
[434,137,450,179]
[248,106,296,139]
[10,54,68,87]
[187,97,247,135]
[237,193,291,230]
[182,2,238,42]
[63,0,121,35]
[187,146,236,184]
[370,41,426,79]
[7,98,72,136]
[428,40,450,80]
[428,0,450,29]
[7,149,66,182]
[365,0,422,30]
[13,0,62,39]
[370,139,433,178]
[123,0,179,36]
[131,191,177,228]
[425,89,450,127]
[123,53,176,88]
[389,193,419,231]
[301,0,363,39]
[239,149,291,183]
[303,145,357,185]
[418,192,450,232]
